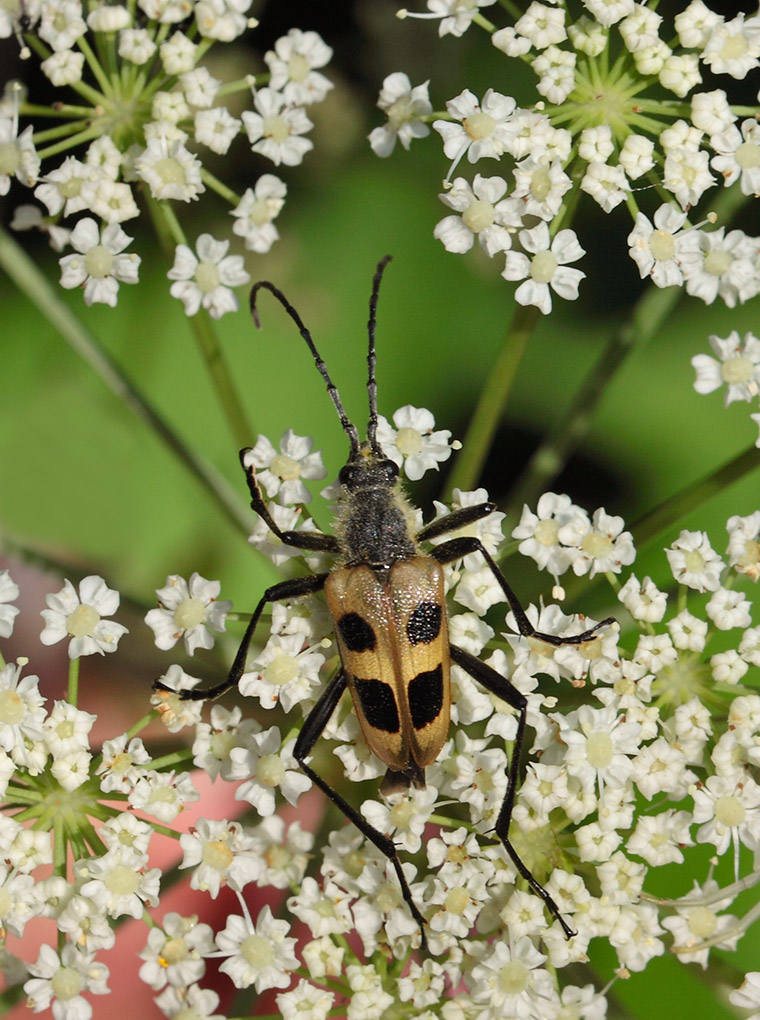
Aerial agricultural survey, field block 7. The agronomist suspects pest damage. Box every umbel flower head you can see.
[3,8,334,313]
[372,1,760,317]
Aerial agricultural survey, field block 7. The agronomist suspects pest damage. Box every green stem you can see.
[68,656,80,706]
[148,199,255,448]
[445,302,541,497]
[37,124,104,160]
[503,182,752,517]
[632,444,760,549]
[505,281,680,518]
[0,225,251,536]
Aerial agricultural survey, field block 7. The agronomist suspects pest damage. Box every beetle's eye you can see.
[381,459,399,482]
[339,464,357,488]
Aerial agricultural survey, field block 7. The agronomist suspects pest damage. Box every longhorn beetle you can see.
[155,255,614,949]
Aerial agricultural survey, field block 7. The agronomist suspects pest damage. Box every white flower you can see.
[684,226,759,308]
[469,937,558,1017]
[369,73,432,157]
[691,330,760,405]
[168,233,250,318]
[711,118,760,196]
[40,575,128,657]
[58,218,140,306]
[230,728,311,816]
[691,774,760,854]
[134,134,205,201]
[145,572,232,654]
[580,161,630,212]
[434,174,521,256]
[243,430,326,504]
[87,4,130,31]
[118,27,157,64]
[138,913,214,991]
[214,905,298,992]
[516,2,567,48]
[38,156,95,216]
[264,29,333,105]
[159,31,197,73]
[665,529,725,591]
[0,663,46,769]
[433,88,517,179]
[375,405,458,480]
[0,116,40,193]
[571,508,636,577]
[502,222,586,314]
[239,632,325,712]
[194,0,252,42]
[41,48,86,85]
[701,13,760,80]
[79,178,139,222]
[0,570,19,638]
[129,769,200,822]
[194,106,241,155]
[511,156,573,219]
[242,87,314,167]
[627,203,701,288]
[277,980,334,1020]
[663,146,715,208]
[730,972,760,1017]
[180,818,261,896]
[39,0,87,51]
[229,174,286,252]
[79,847,160,918]
[25,944,109,1018]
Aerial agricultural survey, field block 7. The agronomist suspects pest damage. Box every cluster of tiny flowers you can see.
[2,408,760,1016]
[692,329,760,447]
[143,411,760,1015]
[370,2,760,314]
[2,4,332,312]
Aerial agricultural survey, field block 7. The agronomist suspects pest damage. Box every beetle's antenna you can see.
[366,256,392,451]
[250,281,361,455]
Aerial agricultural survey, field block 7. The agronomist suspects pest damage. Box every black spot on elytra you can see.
[409,666,444,730]
[354,678,399,733]
[407,602,442,645]
[338,612,376,652]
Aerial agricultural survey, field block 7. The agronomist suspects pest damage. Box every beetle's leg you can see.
[240,449,340,553]
[429,536,615,646]
[415,501,496,543]
[294,671,429,950]
[449,643,576,939]
[153,572,328,702]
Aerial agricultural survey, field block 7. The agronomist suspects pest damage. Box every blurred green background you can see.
[1,0,759,1016]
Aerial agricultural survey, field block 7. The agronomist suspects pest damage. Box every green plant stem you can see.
[445,302,541,497]
[147,199,255,449]
[632,443,760,549]
[0,225,251,537]
[504,183,752,518]
[505,281,681,518]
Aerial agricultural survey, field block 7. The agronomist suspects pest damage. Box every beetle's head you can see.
[338,443,399,492]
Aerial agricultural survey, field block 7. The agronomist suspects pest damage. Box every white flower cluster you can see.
[3,8,333,313]
[371,3,760,315]
[1,405,760,1016]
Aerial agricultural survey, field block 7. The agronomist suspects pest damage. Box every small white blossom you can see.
[40,575,128,657]
[666,530,725,591]
[168,234,250,319]
[369,73,432,157]
[434,174,520,256]
[375,405,458,480]
[230,174,286,252]
[264,29,333,105]
[0,570,19,637]
[243,430,326,504]
[145,572,232,654]
[502,222,585,314]
[242,88,313,167]
[58,218,140,306]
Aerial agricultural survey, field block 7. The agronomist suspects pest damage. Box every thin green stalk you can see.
[632,444,760,549]
[505,281,681,518]
[504,182,752,517]
[445,302,541,497]
[0,225,251,536]
[68,657,80,706]
[149,199,255,449]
